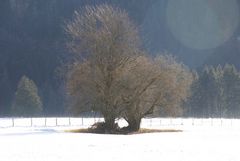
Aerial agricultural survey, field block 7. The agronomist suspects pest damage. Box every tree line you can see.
[187,64,240,118]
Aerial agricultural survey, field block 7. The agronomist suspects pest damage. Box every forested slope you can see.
[0,0,240,116]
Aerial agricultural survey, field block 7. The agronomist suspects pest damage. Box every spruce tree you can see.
[189,66,222,117]
[12,76,43,117]
[222,64,240,117]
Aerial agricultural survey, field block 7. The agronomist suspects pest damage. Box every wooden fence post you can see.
[12,118,14,127]
[45,118,47,127]
[31,118,33,127]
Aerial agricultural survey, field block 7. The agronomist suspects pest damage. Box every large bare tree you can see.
[66,4,193,132]
[66,4,141,130]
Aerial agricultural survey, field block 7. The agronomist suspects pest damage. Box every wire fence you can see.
[0,117,239,128]
[0,117,103,128]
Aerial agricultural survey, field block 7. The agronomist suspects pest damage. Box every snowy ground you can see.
[0,118,240,161]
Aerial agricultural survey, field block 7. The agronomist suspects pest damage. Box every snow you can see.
[0,118,240,161]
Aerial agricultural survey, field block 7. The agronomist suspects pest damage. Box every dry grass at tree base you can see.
[65,128,182,135]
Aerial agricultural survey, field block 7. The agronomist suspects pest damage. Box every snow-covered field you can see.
[1,118,240,161]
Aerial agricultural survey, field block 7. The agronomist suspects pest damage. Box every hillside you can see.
[0,0,240,115]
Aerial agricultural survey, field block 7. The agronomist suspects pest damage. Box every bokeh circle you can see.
[166,0,240,50]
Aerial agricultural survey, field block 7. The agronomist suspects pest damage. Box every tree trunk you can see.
[104,116,116,131]
[127,117,141,132]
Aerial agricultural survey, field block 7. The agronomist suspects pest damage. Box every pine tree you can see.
[12,76,43,117]
[189,66,222,117]
[222,64,240,117]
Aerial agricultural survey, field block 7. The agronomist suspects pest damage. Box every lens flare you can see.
[167,0,239,50]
